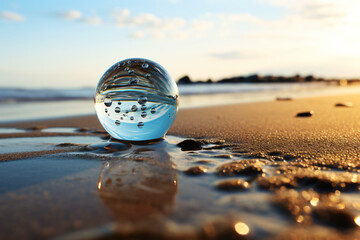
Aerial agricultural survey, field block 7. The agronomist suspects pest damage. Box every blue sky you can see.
[1,0,360,88]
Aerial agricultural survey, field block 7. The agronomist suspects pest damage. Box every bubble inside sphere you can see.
[95,58,179,141]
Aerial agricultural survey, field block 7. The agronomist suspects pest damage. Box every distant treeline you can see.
[177,74,360,85]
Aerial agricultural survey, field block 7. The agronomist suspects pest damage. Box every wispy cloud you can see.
[58,10,82,20]
[268,0,351,22]
[129,31,145,39]
[210,51,259,60]
[57,10,101,26]
[82,16,101,26]
[0,10,24,22]
[111,8,214,40]
[112,8,186,30]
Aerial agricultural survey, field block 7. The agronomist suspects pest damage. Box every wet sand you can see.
[1,94,360,239]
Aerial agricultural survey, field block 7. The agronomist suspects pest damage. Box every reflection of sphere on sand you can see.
[97,141,177,223]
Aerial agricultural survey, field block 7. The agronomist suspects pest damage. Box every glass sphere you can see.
[95,58,179,141]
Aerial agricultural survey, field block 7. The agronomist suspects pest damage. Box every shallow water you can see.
[1,134,360,239]
[0,136,103,154]
[41,127,80,133]
[0,128,27,134]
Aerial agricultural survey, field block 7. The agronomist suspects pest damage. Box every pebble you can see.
[276,97,293,101]
[56,143,84,147]
[184,166,208,176]
[217,160,264,177]
[313,205,356,229]
[335,102,354,108]
[194,160,217,165]
[85,142,131,153]
[26,125,47,131]
[177,139,203,151]
[76,127,90,132]
[216,179,249,191]
[258,175,297,190]
[296,111,314,117]
[272,189,357,229]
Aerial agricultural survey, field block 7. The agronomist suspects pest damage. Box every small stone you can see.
[194,160,217,165]
[86,142,131,153]
[296,111,314,117]
[56,143,84,147]
[276,97,293,101]
[258,175,298,190]
[213,154,232,159]
[216,179,249,191]
[313,205,356,229]
[217,160,264,177]
[184,166,208,176]
[76,127,89,132]
[335,102,354,108]
[177,139,203,151]
[27,125,46,131]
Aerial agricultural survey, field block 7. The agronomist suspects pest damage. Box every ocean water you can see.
[1,83,359,122]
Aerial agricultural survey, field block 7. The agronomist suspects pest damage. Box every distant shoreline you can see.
[177,74,360,85]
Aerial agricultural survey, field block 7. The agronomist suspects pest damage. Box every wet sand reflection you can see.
[97,139,177,223]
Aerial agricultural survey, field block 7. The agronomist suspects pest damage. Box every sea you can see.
[1,82,360,123]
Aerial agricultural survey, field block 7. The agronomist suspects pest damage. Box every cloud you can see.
[111,8,214,40]
[298,1,346,20]
[210,51,259,60]
[0,10,24,22]
[191,20,213,30]
[57,10,101,26]
[268,0,351,22]
[83,16,101,26]
[58,10,82,20]
[113,8,185,30]
[130,31,145,39]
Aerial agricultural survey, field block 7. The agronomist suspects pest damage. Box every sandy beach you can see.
[1,94,360,239]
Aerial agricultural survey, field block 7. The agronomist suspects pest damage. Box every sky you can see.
[1,0,360,88]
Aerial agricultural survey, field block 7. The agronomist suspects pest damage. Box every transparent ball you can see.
[95,58,179,141]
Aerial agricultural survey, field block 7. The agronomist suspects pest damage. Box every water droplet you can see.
[131,105,138,111]
[104,98,112,107]
[95,58,179,141]
[137,96,147,105]
[105,108,108,113]
[129,77,138,85]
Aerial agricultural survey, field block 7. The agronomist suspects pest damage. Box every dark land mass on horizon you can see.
[177,74,360,85]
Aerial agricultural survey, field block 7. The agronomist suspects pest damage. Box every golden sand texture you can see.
[169,94,360,166]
